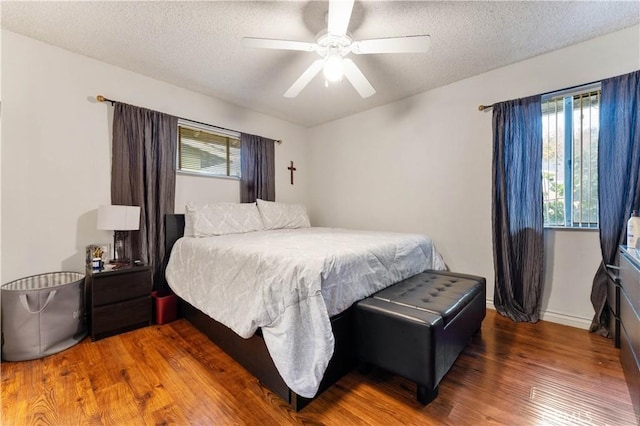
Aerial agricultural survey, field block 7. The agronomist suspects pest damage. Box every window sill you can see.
[543,226,599,232]
[177,170,240,181]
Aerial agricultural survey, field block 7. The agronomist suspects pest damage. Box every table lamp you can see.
[97,205,141,264]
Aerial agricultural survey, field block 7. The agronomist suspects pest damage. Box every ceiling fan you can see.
[241,0,431,99]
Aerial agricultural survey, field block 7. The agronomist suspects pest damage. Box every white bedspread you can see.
[165,227,446,398]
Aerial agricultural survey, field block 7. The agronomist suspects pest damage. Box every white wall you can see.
[1,30,308,283]
[0,29,3,287]
[308,25,640,328]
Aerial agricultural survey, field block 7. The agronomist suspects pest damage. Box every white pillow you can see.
[256,199,311,230]
[184,202,265,237]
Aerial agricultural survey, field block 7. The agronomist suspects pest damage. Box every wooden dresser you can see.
[619,246,640,420]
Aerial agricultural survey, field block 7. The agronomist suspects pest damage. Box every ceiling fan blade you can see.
[352,35,431,54]
[342,59,375,98]
[284,59,324,98]
[242,37,316,52]
[328,0,354,36]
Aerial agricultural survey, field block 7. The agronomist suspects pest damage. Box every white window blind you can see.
[178,123,240,178]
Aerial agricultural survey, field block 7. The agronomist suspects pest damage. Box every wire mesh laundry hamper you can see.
[1,271,87,361]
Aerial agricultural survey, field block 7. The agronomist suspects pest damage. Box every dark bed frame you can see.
[163,214,356,411]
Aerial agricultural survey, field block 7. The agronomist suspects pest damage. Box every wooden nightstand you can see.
[85,265,152,341]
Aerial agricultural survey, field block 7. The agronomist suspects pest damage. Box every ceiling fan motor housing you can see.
[316,32,353,58]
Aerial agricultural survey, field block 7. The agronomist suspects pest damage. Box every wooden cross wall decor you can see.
[288,161,297,185]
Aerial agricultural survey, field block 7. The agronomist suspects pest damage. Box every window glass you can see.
[178,123,240,178]
[542,87,600,228]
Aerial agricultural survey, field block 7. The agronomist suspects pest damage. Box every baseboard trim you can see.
[539,310,591,330]
[485,299,591,330]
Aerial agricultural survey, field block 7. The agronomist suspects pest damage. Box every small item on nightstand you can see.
[627,210,640,249]
[91,257,102,271]
[134,259,143,266]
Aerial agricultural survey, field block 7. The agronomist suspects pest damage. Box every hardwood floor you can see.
[2,309,637,425]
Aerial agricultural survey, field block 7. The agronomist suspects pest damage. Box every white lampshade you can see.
[97,205,140,231]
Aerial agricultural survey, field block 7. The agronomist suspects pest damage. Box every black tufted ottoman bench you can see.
[354,270,486,404]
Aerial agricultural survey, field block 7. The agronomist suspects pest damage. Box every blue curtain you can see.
[492,95,544,322]
[240,133,276,203]
[590,70,640,335]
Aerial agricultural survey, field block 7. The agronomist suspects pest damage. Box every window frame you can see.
[541,83,601,230]
[176,120,241,180]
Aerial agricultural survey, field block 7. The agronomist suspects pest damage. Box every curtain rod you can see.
[96,95,283,144]
[477,77,604,112]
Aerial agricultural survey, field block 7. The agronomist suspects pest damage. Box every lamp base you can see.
[113,230,131,265]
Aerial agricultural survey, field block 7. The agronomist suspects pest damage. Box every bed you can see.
[163,206,446,410]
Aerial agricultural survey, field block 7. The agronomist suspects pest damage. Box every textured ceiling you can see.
[2,1,639,127]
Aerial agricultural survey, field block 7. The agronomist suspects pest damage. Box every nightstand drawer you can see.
[92,269,151,306]
[92,296,151,339]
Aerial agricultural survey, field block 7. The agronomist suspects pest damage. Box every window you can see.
[542,85,600,228]
[177,122,241,178]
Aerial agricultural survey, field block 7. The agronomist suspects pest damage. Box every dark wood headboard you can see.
[165,214,185,255]
[161,214,185,289]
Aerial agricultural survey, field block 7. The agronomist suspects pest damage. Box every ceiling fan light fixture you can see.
[323,53,344,82]
[244,0,430,98]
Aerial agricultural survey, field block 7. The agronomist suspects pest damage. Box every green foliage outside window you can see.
[543,171,565,226]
